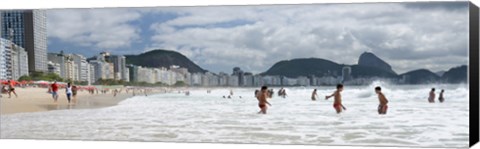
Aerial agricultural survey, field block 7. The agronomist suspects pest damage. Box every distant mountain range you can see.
[125,49,207,73]
[125,50,467,84]
[263,52,467,84]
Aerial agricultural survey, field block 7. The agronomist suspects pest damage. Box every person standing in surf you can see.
[72,84,78,103]
[50,81,59,103]
[438,89,445,103]
[375,86,388,115]
[325,84,346,114]
[257,86,272,114]
[65,82,73,104]
[311,89,318,101]
[428,88,435,103]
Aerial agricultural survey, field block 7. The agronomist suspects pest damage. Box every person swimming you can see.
[428,88,435,103]
[311,89,318,101]
[439,89,445,103]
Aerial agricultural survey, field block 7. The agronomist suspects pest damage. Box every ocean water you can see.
[0,82,469,148]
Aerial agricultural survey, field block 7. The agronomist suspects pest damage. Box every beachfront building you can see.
[123,68,129,82]
[47,61,61,76]
[48,52,66,78]
[232,67,245,86]
[64,55,77,81]
[317,76,340,85]
[218,72,228,86]
[48,52,79,81]
[253,75,263,86]
[127,64,138,83]
[106,63,115,80]
[241,73,254,86]
[169,65,190,85]
[1,10,47,73]
[262,76,282,86]
[136,66,155,84]
[342,66,352,83]
[88,52,129,82]
[0,40,8,80]
[190,73,202,86]
[227,75,239,87]
[87,52,117,83]
[88,64,95,85]
[204,72,219,86]
[89,60,106,82]
[281,77,297,86]
[0,38,28,80]
[296,76,310,86]
[106,54,128,82]
[71,54,91,83]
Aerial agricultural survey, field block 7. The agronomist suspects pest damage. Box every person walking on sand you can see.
[51,81,59,103]
[311,89,318,101]
[66,82,73,104]
[428,88,435,103]
[257,86,272,114]
[439,89,445,103]
[7,80,18,98]
[325,84,347,114]
[375,86,389,115]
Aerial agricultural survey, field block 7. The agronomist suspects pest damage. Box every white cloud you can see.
[47,2,469,74]
[47,8,142,50]
[145,3,468,74]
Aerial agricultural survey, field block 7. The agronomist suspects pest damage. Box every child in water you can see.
[326,84,346,114]
[375,86,388,115]
[311,89,318,101]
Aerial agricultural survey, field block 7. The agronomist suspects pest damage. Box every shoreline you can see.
[0,88,139,115]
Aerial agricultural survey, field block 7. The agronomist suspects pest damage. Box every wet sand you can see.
[0,87,134,115]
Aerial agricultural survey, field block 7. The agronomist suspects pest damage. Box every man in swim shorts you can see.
[257,86,272,114]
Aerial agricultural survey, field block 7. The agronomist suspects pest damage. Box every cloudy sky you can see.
[46,2,469,74]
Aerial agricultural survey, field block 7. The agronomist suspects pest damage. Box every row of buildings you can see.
[0,10,48,80]
[126,66,355,87]
[46,51,129,85]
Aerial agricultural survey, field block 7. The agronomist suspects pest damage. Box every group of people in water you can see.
[255,84,388,115]
[48,81,78,104]
[428,88,445,103]
[255,84,446,115]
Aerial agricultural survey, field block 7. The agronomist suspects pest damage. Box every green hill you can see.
[125,49,207,73]
[400,69,440,84]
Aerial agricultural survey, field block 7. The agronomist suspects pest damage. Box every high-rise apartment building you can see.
[1,10,47,73]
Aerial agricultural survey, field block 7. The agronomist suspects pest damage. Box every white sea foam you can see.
[0,83,469,148]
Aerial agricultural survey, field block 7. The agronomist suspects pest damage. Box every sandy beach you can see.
[0,87,134,115]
